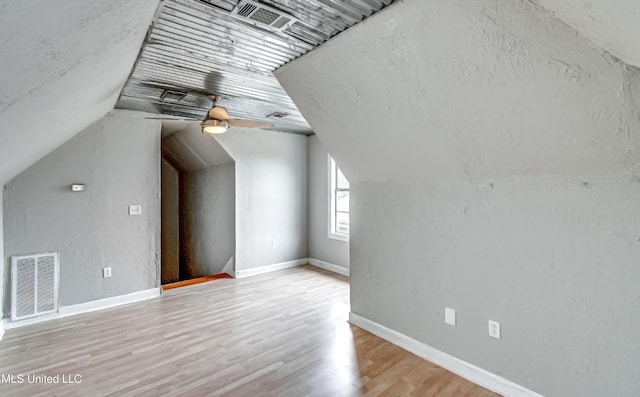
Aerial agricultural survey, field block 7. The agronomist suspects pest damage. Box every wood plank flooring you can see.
[0,265,500,396]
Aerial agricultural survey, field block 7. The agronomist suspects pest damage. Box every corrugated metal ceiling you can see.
[116,0,394,134]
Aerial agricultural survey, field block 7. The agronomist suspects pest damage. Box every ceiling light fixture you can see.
[201,119,229,134]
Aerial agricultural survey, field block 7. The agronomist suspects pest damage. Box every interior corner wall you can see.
[308,136,349,269]
[161,158,180,284]
[275,0,640,396]
[182,162,235,277]
[3,111,161,317]
[350,177,640,397]
[214,129,307,272]
[0,195,4,334]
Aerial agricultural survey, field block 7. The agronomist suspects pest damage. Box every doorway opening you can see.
[160,123,236,289]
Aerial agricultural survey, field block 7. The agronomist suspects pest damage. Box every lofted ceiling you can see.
[116,0,395,134]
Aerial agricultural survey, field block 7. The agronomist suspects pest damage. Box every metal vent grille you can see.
[36,255,57,312]
[237,3,256,17]
[161,90,187,102]
[11,253,59,321]
[271,16,291,29]
[15,257,35,319]
[250,8,279,25]
[231,1,296,31]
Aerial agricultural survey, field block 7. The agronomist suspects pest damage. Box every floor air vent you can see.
[231,1,296,32]
[11,252,59,321]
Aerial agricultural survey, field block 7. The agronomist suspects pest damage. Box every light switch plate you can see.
[445,307,456,326]
[128,205,142,216]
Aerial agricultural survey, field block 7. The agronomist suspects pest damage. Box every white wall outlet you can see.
[71,184,85,192]
[103,267,112,278]
[271,242,277,251]
[488,320,501,339]
[445,307,456,326]
[128,204,142,216]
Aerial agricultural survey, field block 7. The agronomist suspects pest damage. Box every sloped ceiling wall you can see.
[0,0,159,185]
[532,0,640,68]
[276,0,640,184]
[161,123,233,172]
[275,0,640,395]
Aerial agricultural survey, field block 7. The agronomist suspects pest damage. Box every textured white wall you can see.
[277,0,640,184]
[0,0,158,185]
[531,0,640,68]
[276,0,640,396]
[161,159,180,284]
[215,129,308,272]
[351,177,640,397]
[0,195,4,336]
[307,136,349,269]
[3,111,161,315]
[183,163,236,277]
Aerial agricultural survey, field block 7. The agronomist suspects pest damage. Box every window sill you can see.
[328,232,349,242]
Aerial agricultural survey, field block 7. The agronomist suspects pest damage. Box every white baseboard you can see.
[349,312,545,397]
[234,258,350,278]
[3,288,161,330]
[307,258,350,276]
[234,259,307,278]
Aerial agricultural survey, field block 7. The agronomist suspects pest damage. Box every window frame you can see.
[328,155,349,242]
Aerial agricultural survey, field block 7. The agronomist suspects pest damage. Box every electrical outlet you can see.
[128,204,142,216]
[271,242,277,251]
[488,320,501,339]
[103,267,112,278]
[445,307,456,326]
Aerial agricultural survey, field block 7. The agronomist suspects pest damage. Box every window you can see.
[329,155,349,241]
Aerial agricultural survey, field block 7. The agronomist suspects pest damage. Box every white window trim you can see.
[328,154,349,242]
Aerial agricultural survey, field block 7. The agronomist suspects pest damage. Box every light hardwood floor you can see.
[0,265,500,396]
